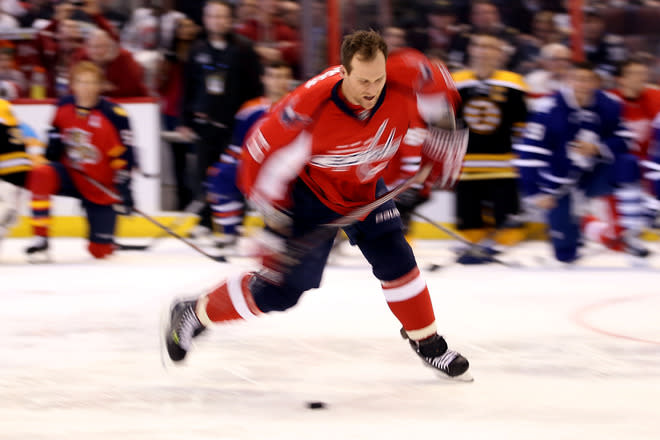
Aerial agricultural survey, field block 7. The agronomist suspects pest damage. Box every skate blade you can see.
[441,370,474,382]
[159,300,181,371]
[27,253,52,264]
[423,361,474,382]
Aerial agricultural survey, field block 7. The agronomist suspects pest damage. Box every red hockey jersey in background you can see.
[611,87,660,160]
[239,49,459,215]
[47,96,134,205]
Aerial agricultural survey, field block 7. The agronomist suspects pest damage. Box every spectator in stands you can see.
[35,0,119,97]
[383,25,407,53]
[122,0,186,52]
[179,0,262,237]
[19,0,53,28]
[75,29,150,97]
[516,10,560,74]
[158,16,200,210]
[99,0,128,33]
[0,42,26,99]
[583,5,627,85]
[235,0,301,77]
[448,0,522,70]
[0,3,19,28]
[408,1,461,63]
[235,0,258,30]
[279,1,301,32]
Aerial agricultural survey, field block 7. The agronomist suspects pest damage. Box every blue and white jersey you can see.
[220,96,272,164]
[513,87,633,197]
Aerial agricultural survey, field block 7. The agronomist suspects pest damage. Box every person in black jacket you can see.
[178,0,263,233]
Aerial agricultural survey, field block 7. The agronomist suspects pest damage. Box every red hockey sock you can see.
[382,267,437,340]
[197,273,262,326]
[27,164,60,237]
[88,242,115,259]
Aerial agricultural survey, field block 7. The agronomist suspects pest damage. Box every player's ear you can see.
[340,65,347,79]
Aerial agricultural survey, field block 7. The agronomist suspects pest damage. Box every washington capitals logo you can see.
[279,100,312,129]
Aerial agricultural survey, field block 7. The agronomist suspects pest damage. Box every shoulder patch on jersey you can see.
[451,69,477,84]
[489,71,527,92]
[0,99,17,126]
[113,105,128,117]
[534,96,557,114]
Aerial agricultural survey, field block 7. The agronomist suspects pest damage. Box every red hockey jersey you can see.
[47,96,134,205]
[239,50,459,215]
[611,87,660,160]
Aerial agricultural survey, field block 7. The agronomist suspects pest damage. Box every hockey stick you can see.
[259,163,434,271]
[410,210,516,269]
[70,168,228,263]
[114,199,205,251]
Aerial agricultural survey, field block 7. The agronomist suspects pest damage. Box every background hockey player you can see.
[205,60,293,249]
[165,30,472,380]
[25,61,135,261]
[0,99,31,240]
[451,31,529,264]
[515,61,648,263]
[611,57,660,231]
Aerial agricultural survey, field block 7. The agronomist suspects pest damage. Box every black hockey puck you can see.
[306,401,327,409]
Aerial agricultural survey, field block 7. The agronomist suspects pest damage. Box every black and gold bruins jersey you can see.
[452,69,527,181]
[0,99,30,187]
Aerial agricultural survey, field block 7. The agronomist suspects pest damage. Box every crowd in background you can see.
[0,0,659,213]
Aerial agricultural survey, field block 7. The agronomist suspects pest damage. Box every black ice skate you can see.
[401,328,472,381]
[164,299,206,362]
[25,236,50,263]
[621,231,650,259]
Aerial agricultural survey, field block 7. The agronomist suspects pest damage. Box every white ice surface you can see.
[1,238,659,440]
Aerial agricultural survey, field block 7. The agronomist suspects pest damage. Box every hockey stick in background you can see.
[73,163,431,264]
[114,199,204,251]
[411,210,516,269]
[70,168,228,263]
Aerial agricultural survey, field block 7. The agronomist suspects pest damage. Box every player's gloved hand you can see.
[114,169,134,215]
[395,187,429,215]
[421,126,469,189]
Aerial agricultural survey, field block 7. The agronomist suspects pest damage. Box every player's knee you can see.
[361,230,417,281]
[87,242,115,259]
[249,275,303,312]
[27,164,58,194]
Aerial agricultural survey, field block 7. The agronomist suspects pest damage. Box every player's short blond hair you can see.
[70,61,104,82]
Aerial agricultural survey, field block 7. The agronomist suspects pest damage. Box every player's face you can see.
[469,35,502,72]
[620,63,649,98]
[341,51,387,110]
[204,3,232,36]
[263,66,292,101]
[569,68,599,107]
[71,71,102,107]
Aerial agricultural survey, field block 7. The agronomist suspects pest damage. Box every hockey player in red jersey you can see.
[25,61,135,261]
[608,58,660,249]
[164,30,472,380]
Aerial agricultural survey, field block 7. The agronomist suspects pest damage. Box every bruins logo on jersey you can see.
[64,128,100,164]
[463,97,501,135]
